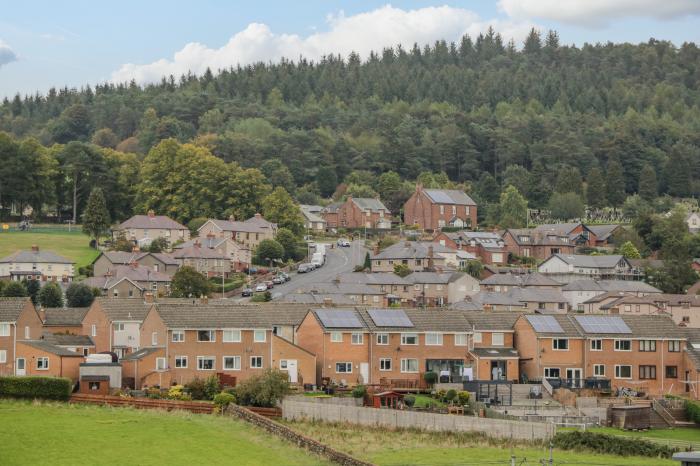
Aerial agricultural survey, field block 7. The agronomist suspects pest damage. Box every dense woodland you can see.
[1,29,700,226]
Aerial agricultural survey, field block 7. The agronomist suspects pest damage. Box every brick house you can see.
[585,225,623,248]
[371,241,450,272]
[514,314,691,397]
[0,246,74,283]
[480,272,562,292]
[502,227,576,261]
[112,210,190,246]
[81,298,152,357]
[471,288,569,313]
[403,186,477,230]
[42,307,90,335]
[320,202,342,229]
[0,297,44,376]
[15,340,83,382]
[82,264,172,299]
[333,197,391,230]
[171,243,231,277]
[463,311,520,382]
[434,231,506,265]
[197,214,276,250]
[562,279,662,310]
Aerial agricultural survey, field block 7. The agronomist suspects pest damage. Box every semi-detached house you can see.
[112,210,190,247]
[404,186,477,231]
[0,297,44,376]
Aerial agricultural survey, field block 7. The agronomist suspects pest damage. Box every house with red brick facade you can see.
[434,231,506,265]
[81,298,153,357]
[15,340,83,382]
[502,227,576,261]
[404,186,477,231]
[463,311,520,382]
[0,297,44,376]
[328,197,391,230]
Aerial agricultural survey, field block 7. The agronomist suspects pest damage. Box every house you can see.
[434,231,506,265]
[480,272,562,292]
[371,241,449,272]
[537,254,635,284]
[470,288,569,313]
[82,264,172,299]
[112,210,190,247]
[171,243,231,277]
[585,225,623,248]
[243,213,278,236]
[320,202,343,229]
[300,205,327,232]
[175,236,251,272]
[463,311,520,382]
[41,332,95,356]
[502,227,576,261]
[0,246,74,283]
[562,279,661,310]
[686,212,700,234]
[0,297,44,376]
[334,197,391,230]
[514,314,691,397]
[42,307,90,334]
[403,185,477,230]
[81,298,153,358]
[197,214,275,250]
[15,340,83,382]
[685,331,700,399]
[649,294,700,328]
[291,282,388,307]
[92,251,179,277]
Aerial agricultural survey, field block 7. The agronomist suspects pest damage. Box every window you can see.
[250,356,263,369]
[439,205,444,214]
[615,365,632,379]
[222,329,241,343]
[401,333,418,345]
[91,324,96,337]
[223,356,241,371]
[175,356,188,368]
[593,364,605,377]
[379,358,392,371]
[172,330,185,343]
[639,365,656,380]
[400,358,419,373]
[335,362,352,373]
[37,357,49,370]
[614,340,631,351]
[376,333,389,345]
[151,332,158,346]
[197,356,215,370]
[197,330,215,342]
[666,366,678,378]
[639,340,656,352]
[0,323,9,337]
[492,333,504,346]
[330,332,343,343]
[351,333,363,345]
[544,368,560,378]
[492,253,504,263]
[590,339,602,351]
[280,360,288,370]
[668,340,681,352]
[156,357,167,371]
[473,332,482,344]
[454,333,468,346]
[24,326,29,339]
[0,350,6,363]
[552,339,569,351]
[113,323,125,332]
[425,333,443,346]
[253,330,266,343]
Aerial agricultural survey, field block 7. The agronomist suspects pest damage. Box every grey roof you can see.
[83,264,172,291]
[20,340,83,357]
[449,300,484,311]
[628,259,665,270]
[350,198,389,212]
[0,249,73,264]
[175,237,233,250]
[472,288,568,306]
[244,214,277,229]
[405,271,465,284]
[300,206,326,224]
[372,241,453,260]
[94,298,152,322]
[522,314,685,339]
[364,308,471,332]
[520,314,582,337]
[562,280,661,293]
[547,254,627,269]
[42,332,94,346]
[203,219,267,234]
[300,205,324,213]
[321,202,343,213]
[121,346,163,361]
[43,307,89,326]
[585,224,621,241]
[280,293,357,305]
[481,273,561,288]
[462,311,520,330]
[470,347,519,358]
[95,251,179,266]
[152,303,312,329]
[0,297,31,322]
[117,214,187,231]
[171,245,227,260]
[297,282,384,295]
[423,189,476,206]
[337,272,411,286]
[534,223,582,235]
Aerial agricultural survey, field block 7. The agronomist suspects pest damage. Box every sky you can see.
[1,0,700,98]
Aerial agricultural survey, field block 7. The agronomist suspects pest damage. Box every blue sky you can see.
[1,1,699,98]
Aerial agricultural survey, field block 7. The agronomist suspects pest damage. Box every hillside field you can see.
[0,230,99,270]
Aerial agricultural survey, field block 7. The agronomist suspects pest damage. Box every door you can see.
[360,363,369,384]
[16,358,26,376]
[566,368,582,388]
[286,360,298,384]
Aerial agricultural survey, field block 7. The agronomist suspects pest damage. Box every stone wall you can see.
[282,399,555,441]
[289,395,363,407]
[227,404,374,466]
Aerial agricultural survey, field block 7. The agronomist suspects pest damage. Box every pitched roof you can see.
[93,298,152,322]
[372,241,453,260]
[337,272,411,286]
[300,206,326,224]
[472,288,568,307]
[171,245,227,259]
[628,259,665,270]
[359,308,471,332]
[321,202,343,214]
[42,332,94,347]
[504,228,572,247]
[243,214,277,229]
[481,272,561,288]
[121,346,164,361]
[296,282,385,295]
[546,254,626,268]
[19,340,83,357]
[423,189,476,206]
[0,249,73,264]
[522,314,685,339]
[562,280,661,293]
[585,224,621,241]
[82,264,172,291]
[43,307,89,326]
[350,198,389,212]
[0,297,30,322]
[95,251,179,266]
[462,311,520,331]
[202,219,267,234]
[280,293,357,305]
[152,303,311,329]
[117,214,187,231]
[449,300,484,311]
[520,314,582,338]
[404,271,466,284]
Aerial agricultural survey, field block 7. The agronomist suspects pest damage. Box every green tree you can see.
[618,241,641,259]
[638,164,658,202]
[147,237,169,253]
[474,173,499,204]
[112,232,134,252]
[22,279,40,304]
[254,239,285,265]
[91,128,119,149]
[463,261,484,279]
[554,166,583,195]
[501,165,530,198]
[171,266,211,298]
[261,159,295,193]
[316,166,338,198]
[585,167,606,208]
[2,281,27,297]
[65,283,95,307]
[548,192,585,220]
[234,369,290,407]
[82,187,111,247]
[38,282,64,308]
[498,185,528,229]
[606,158,626,207]
[393,263,412,277]
[364,252,371,270]
[261,187,305,237]
[275,228,303,261]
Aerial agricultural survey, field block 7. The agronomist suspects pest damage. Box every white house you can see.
[0,246,74,283]
[537,254,634,284]
[561,279,662,310]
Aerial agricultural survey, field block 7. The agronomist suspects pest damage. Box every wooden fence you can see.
[247,406,282,418]
[70,393,214,414]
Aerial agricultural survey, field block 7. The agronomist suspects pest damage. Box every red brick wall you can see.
[404,190,476,230]
[81,302,112,353]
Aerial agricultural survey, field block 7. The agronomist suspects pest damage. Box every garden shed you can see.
[371,391,404,409]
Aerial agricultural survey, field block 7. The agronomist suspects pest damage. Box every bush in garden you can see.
[403,395,416,408]
[423,371,437,387]
[457,391,470,405]
[552,431,675,458]
[203,375,221,400]
[235,369,290,407]
[213,392,236,410]
[166,385,191,401]
[351,385,367,399]
[445,389,457,403]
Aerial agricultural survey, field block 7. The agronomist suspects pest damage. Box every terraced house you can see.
[197,213,277,250]
[434,231,506,265]
[0,297,44,376]
[0,246,74,283]
[81,298,152,357]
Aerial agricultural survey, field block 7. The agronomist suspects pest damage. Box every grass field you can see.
[0,230,99,270]
[0,400,328,466]
[285,420,678,466]
[574,426,700,442]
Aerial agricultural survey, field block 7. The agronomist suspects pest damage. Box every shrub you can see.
[204,375,221,400]
[235,369,290,407]
[166,385,191,401]
[445,389,457,403]
[351,385,367,399]
[185,377,213,400]
[686,399,700,424]
[423,371,437,386]
[403,395,416,407]
[435,389,447,402]
[457,391,470,405]
[0,376,72,401]
[213,392,236,410]
[251,291,272,302]
[552,431,675,459]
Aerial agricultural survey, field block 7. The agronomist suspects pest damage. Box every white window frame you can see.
[197,330,216,342]
[330,332,343,343]
[24,326,30,339]
[253,330,266,343]
[223,329,242,343]
[614,339,631,352]
[668,340,681,352]
[552,338,569,351]
[593,364,605,377]
[400,358,419,373]
[37,357,49,370]
[223,356,241,371]
[91,324,96,337]
[335,362,352,373]
[0,350,6,363]
[250,356,263,369]
[351,332,363,345]
[590,339,602,351]
[473,332,482,344]
[425,332,443,346]
[492,333,505,346]
[151,332,158,346]
[197,356,215,371]
[400,333,418,345]
[379,358,392,371]
[376,333,389,345]
[156,357,167,371]
[171,330,185,343]
[174,356,188,368]
[543,367,560,378]
[0,323,9,337]
[615,365,632,379]
[454,333,468,346]
[114,323,126,332]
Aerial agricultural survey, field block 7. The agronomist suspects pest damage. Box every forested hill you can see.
[2,29,700,210]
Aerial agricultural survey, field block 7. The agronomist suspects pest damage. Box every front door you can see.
[490,360,506,380]
[16,358,25,376]
[360,363,369,384]
[566,368,582,388]
[286,360,298,384]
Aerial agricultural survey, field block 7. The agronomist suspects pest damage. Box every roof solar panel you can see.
[526,315,564,333]
[315,309,363,328]
[367,309,414,327]
[575,316,631,334]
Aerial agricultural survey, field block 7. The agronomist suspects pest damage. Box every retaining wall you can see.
[282,399,555,441]
[290,395,363,407]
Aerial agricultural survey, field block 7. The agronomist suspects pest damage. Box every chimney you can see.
[229,214,235,222]
[194,240,201,248]
[147,209,155,218]
[404,241,411,248]
[31,245,39,252]
[144,292,155,304]
[207,233,215,239]
[200,295,209,305]
[416,183,422,192]
[322,298,333,307]
[374,244,380,255]
[132,246,140,253]
[484,303,492,312]
[105,270,113,278]
[427,245,434,270]
[130,261,138,269]
[37,307,46,323]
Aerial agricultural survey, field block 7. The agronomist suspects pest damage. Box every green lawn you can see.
[0,230,99,270]
[575,426,700,442]
[0,401,328,466]
[412,394,445,408]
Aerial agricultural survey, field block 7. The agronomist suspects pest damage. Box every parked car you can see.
[265,280,275,289]
[255,283,268,292]
[241,287,253,297]
[337,238,351,247]
[298,263,311,273]
[272,276,284,285]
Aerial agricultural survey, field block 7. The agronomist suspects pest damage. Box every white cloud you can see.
[499,0,700,27]
[0,40,17,68]
[111,5,536,84]
[40,33,67,42]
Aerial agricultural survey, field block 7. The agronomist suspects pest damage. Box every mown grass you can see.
[0,230,98,270]
[284,420,677,465]
[570,426,700,442]
[0,400,329,466]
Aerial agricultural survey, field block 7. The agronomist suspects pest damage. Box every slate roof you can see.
[462,311,520,331]
[94,298,152,322]
[20,340,83,357]
[321,202,343,214]
[203,219,267,234]
[598,294,664,310]
[0,249,73,264]
[0,297,30,322]
[472,288,568,306]
[337,272,411,286]
[562,280,661,293]
[117,214,187,231]
[470,347,520,358]
[547,254,626,268]
[404,271,466,284]
[521,314,582,337]
[449,300,484,311]
[280,293,357,305]
[42,332,94,346]
[244,214,277,229]
[629,259,665,270]
[297,282,384,295]
[171,245,227,260]
[350,197,389,212]
[481,273,561,288]
[300,206,326,224]
[83,264,172,291]
[505,228,571,246]
[585,224,621,241]
[121,346,163,361]
[360,308,471,332]
[372,241,453,260]
[43,307,89,326]
[423,189,476,206]
[152,303,311,329]
[522,314,685,339]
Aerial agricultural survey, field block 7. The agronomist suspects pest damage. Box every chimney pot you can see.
[322,298,333,306]
[132,246,140,253]
[147,210,155,217]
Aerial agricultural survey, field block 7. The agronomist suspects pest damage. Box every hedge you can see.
[686,399,700,424]
[552,431,675,459]
[0,376,72,401]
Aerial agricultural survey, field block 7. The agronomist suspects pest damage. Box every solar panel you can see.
[575,316,631,334]
[367,309,414,327]
[526,315,564,333]
[315,309,363,328]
